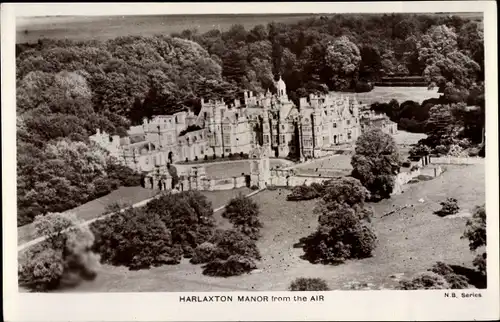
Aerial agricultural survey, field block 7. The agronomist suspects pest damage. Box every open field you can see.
[16,14,317,44]
[331,86,440,105]
[54,161,484,292]
[16,12,483,45]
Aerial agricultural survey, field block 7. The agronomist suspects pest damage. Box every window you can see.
[272,124,278,131]
[224,134,231,145]
[333,122,337,128]
[280,135,285,144]
[347,120,351,125]
[264,135,269,144]
[281,125,285,130]
[348,132,352,140]
[272,136,278,144]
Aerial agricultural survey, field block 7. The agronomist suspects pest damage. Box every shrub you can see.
[194,156,198,161]
[202,255,257,277]
[401,161,411,168]
[91,208,182,270]
[18,248,65,291]
[397,272,450,290]
[19,212,99,291]
[434,198,459,217]
[409,144,431,158]
[209,229,261,261]
[463,205,486,251]
[289,277,330,291]
[239,152,244,157]
[190,242,218,264]
[204,155,208,161]
[473,252,486,275]
[267,184,278,191]
[310,182,325,196]
[287,185,320,201]
[429,262,470,289]
[250,185,259,190]
[185,157,189,162]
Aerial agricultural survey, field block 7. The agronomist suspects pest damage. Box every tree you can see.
[301,177,377,265]
[351,128,400,200]
[144,191,216,256]
[91,208,182,270]
[325,36,361,90]
[462,205,486,275]
[18,212,99,291]
[417,25,481,93]
[222,195,262,240]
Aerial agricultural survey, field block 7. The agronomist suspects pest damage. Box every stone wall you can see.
[429,156,484,165]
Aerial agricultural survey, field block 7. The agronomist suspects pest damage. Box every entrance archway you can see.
[334,135,338,144]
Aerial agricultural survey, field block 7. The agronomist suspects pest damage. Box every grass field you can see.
[16,14,316,44]
[55,161,484,292]
[203,159,292,179]
[331,86,440,105]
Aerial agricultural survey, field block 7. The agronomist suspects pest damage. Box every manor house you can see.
[90,78,397,173]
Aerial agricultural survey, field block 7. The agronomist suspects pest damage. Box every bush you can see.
[401,161,411,168]
[397,272,450,290]
[287,185,320,201]
[429,262,470,289]
[463,205,486,251]
[18,248,65,291]
[434,198,459,217]
[91,208,182,270]
[250,185,259,190]
[473,252,486,275]
[202,255,257,277]
[19,212,99,291]
[190,242,218,264]
[209,229,261,261]
[355,80,373,93]
[204,155,208,161]
[289,277,330,291]
[267,184,278,191]
[194,156,198,161]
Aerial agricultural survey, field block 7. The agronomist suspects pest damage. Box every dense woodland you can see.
[16,13,485,226]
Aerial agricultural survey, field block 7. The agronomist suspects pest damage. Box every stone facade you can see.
[90,79,395,174]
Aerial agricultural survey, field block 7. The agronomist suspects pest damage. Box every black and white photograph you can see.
[2,2,499,321]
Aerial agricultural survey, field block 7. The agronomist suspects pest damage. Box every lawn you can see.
[55,161,485,292]
[202,159,292,179]
[293,154,353,177]
[17,186,159,245]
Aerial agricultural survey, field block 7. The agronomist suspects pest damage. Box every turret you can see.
[275,75,288,101]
